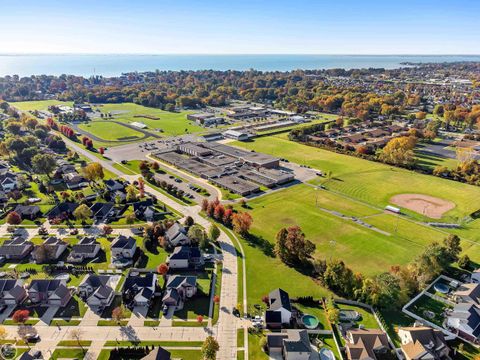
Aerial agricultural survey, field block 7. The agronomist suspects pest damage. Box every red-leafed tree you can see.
[12,309,29,324]
[6,211,21,225]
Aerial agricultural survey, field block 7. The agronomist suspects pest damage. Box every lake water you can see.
[0,54,479,77]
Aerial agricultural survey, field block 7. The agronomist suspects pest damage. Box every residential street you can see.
[7,136,241,358]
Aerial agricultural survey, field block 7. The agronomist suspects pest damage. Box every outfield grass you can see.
[236,184,451,276]
[97,103,203,136]
[233,134,480,222]
[78,121,145,141]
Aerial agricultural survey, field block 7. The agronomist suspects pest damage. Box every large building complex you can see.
[152,141,294,196]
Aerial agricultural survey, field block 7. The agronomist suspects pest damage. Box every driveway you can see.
[128,306,148,327]
[38,306,59,326]
[0,305,15,323]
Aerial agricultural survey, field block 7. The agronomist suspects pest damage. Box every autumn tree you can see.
[274,226,315,266]
[82,163,104,183]
[209,224,220,241]
[157,263,169,277]
[231,212,253,236]
[32,153,56,178]
[112,305,127,325]
[12,309,30,324]
[73,204,92,223]
[201,336,219,360]
[379,136,417,167]
[6,211,21,225]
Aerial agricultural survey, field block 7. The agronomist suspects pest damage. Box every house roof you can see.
[399,326,448,360]
[71,237,100,255]
[133,199,154,213]
[0,279,24,299]
[0,238,34,256]
[269,288,291,312]
[265,310,282,324]
[111,235,136,250]
[165,223,186,241]
[266,333,288,349]
[104,179,125,191]
[454,283,480,305]
[47,202,79,217]
[90,202,114,218]
[141,347,171,360]
[283,330,311,354]
[168,246,192,261]
[346,328,390,360]
[124,272,156,292]
[14,205,40,217]
[165,275,197,289]
[449,303,480,337]
[28,279,66,292]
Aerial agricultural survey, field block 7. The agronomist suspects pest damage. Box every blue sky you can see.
[0,0,479,54]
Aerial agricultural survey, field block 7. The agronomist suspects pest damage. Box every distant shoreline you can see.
[1,54,480,77]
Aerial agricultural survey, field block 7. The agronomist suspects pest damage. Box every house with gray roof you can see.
[447,303,480,343]
[78,274,115,309]
[453,283,480,305]
[123,272,157,307]
[166,246,203,269]
[267,288,292,326]
[0,237,34,260]
[32,236,68,263]
[67,237,101,263]
[27,279,71,307]
[0,279,27,305]
[162,275,197,312]
[165,222,190,247]
[267,330,317,360]
[398,326,450,360]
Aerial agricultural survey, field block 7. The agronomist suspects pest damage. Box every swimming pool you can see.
[302,314,319,329]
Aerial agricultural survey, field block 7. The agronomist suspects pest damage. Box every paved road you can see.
[54,137,240,359]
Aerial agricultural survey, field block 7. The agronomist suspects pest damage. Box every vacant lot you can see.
[234,134,480,222]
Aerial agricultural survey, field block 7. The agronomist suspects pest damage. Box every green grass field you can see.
[11,100,73,112]
[96,103,203,136]
[233,134,480,222]
[78,121,145,141]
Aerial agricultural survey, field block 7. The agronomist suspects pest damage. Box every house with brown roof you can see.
[398,326,450,360]
[345,328,391,360]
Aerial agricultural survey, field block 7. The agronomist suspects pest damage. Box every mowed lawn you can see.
[240,184,456,276]
[97,103,203,136]
[78,121,145,141]
[234,134,480,222]
[11,99,73,111]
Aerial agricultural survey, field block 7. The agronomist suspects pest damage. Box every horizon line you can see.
[1,53,480,57]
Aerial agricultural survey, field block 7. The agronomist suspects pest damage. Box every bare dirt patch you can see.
[390,194,455,219]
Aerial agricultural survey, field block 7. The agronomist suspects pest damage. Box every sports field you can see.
[78,121,145,141]
[234,134,480,222]
[97,103,203,136]
[11,100,73,111]
[232,134,480,274]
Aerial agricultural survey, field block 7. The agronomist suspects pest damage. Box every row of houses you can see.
[263,288,455,360]
[306,123,410,152]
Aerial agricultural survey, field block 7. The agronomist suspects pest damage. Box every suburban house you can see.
[0,172,18,192]
[90,202,116,222]
[54,164,77,179]
[447,303,480,342]
[111,235,137,267]
[32,236,68,263]
[266,288,292,328]
[0,191,8,204]
[0,279,28,305]
[398,326,450,360]
[63,172,88,190]
[162,275,197,312]
[141,347,171,360]
[123,272,157,307]
[344,328,391,360]
[78,274,115,308]
[453,283,480,305]
[133,199,156,221]
[47,202,79,222]
[165,223,190,247]
[0,237,34,260]
[27,279,72,306]
[67,237,101,263]
[266,330,315,360]
[104,179,126,193]
[166,246,203,269]
[13,205,41,221]
[0,161,10,176]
